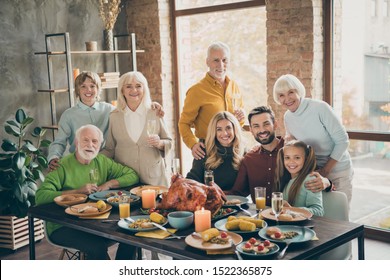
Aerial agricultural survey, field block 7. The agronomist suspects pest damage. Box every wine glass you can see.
[204,170,214,186]
[171,158,181,175]
[254,187,266,216]
[146,119,157,147]
[232,93,242,111]
[271,192,283,224]
[89,169,99,185]
[146,119,157,136]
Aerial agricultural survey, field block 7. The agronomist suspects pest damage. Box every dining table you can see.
[28,200,365,260]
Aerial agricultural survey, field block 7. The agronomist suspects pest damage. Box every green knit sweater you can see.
[36,153,139,235]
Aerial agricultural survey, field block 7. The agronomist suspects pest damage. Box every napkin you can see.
[135,228,178,239]
[79,211,111,219]
[206,248,234,255]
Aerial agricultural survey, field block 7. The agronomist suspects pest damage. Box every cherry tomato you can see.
[148,208,156,214]
[117,191,123,196]
[226,208,233,213]
[257,244,265,251]
[263,240,271,246]
[249,237,257,244]
[220,232,228,239]
[274,232,282,239]
[244,242,252,249]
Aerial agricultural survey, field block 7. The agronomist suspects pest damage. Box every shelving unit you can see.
[35,32,144,138]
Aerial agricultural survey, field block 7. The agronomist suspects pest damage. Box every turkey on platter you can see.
[158,174,227,216]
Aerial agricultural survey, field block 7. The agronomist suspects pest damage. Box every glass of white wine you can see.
[171,158,181,175]
[271,192,283,224]
[232,92,242,111]
[146,119,157,147]
[89,169,99,187]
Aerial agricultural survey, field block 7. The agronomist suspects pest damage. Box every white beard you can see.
[77,143,98,161]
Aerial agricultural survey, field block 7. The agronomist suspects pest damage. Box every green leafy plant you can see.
[0,108,51,218]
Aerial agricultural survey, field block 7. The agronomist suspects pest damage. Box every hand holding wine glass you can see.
[89,169,99,187]
[271,192,283,224]
[146,119,157,147]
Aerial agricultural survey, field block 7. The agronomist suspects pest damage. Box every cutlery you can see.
[124,217,182,239]
[230,239,243,260]
[150,221,182,239]
[101,219,118,223]
[236,204,252,216]
[277,239,292,259]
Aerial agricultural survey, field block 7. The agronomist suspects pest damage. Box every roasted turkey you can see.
[158,174,227,215]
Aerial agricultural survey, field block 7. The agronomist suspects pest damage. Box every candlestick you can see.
[142,189,156,209]
[194,207,211,232]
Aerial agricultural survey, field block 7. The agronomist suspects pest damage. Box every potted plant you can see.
[0,108,51,218]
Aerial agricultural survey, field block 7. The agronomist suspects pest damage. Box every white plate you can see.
[184,232,242,251]
[214,217,267,234]
[89,190,132,201]
[117,215,168,232]
[258,225,315,243]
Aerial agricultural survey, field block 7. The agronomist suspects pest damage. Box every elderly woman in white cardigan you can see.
[101,71,172,187]
[273,74,353,206]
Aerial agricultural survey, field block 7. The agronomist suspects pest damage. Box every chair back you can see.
[43,221,84,260]
[318,191,352,260]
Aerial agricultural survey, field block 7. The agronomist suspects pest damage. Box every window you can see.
[172,0,266,174]
[331,0,390,238]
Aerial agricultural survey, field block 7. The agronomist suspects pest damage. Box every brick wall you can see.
[266,0,323,136]
[125,0,325,149]
[125,0,178,157]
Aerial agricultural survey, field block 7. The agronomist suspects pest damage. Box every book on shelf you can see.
[100,76,120,82]
[98,72,120,77]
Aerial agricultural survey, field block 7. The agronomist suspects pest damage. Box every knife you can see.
[230,239,243,260]
[125,217,181,239]
[150,222,182,239]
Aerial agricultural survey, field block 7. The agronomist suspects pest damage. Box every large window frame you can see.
[171,0,390,241]
[324,0,390,242]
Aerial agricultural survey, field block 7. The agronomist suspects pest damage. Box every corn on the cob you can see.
[225,219,241,230]
[201,228,220,241]
[227,215,237,222]
[150,212,165,224]
[238,220,256,231]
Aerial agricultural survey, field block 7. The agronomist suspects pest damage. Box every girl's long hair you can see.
[274,140,316,205]
[205,111,244,170]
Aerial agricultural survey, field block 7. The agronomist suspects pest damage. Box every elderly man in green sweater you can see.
[36,124,139,259]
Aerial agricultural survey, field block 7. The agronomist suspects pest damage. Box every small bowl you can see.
[168,211,194,230]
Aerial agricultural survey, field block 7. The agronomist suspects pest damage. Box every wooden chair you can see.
[43,221,85,260]
[318,191,352,260]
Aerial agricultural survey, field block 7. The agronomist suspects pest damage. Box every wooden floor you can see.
[1,236,390,260]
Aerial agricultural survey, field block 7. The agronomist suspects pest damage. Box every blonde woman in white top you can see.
[102,71,172,186]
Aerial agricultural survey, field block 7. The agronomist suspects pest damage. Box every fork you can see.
[230,239,243,260]
[236,204,252,216]
[277,239,292,259]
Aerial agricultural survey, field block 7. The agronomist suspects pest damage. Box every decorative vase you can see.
[103,29,114,51]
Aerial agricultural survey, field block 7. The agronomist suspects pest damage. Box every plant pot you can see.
[0,216,44,250]
[103,29,114,51]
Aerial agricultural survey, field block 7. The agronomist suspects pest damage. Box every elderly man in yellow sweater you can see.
[178,42,245,160]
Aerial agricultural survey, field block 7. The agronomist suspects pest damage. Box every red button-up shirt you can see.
[230,137,284,206]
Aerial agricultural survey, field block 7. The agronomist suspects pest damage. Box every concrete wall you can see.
[0,0,129,140]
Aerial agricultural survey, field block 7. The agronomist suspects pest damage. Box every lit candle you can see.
[142,189,156,209]
[194,207,211,232]
[73,68,80,81]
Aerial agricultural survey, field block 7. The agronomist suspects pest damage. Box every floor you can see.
[1,236,389,260]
